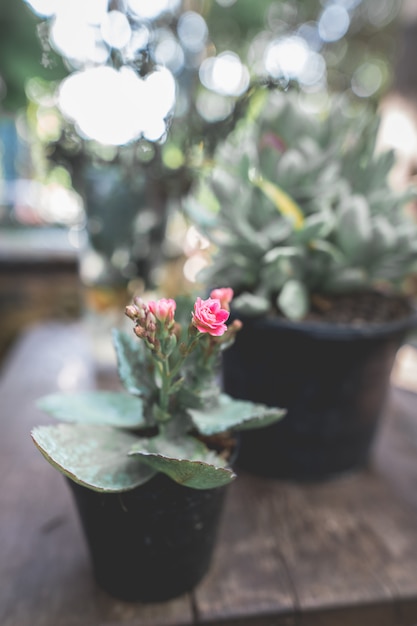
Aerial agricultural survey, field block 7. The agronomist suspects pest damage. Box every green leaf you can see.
[261,246,304,290]
[112,329,153,400]
[323,267,368,292]
[130,455,235,489]
[310,239,345,264]
[189,394,286,435]
[370,216,397,257]
[263,246,302,265]
[32,424,156,492]
[130,433,215,461]
[129,435,235,489]
[232,292,271,315]
[251,175,305,230]
[260,219,292,245]
[297,211,335,242]
[336,195,372,261]
[278,280,309,320]
[37,391,147,429]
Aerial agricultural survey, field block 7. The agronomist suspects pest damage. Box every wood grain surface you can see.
[2,322,417,626]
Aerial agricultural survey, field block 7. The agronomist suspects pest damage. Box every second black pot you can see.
[222,310,417,481]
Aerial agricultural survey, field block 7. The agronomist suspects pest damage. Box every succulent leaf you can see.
[231,292,271,315]
[261,246,304,291]
[188,393,286,435]
[112,329,153,400]
[370,216,397,256]
[31,423,156,492]
[323,267,368,291]
[37,390,147,429]
[277,279,309,320]
[297,212,335,242]
[252,176,304,229]
[309,239,345,265]
[335,195,373,262]
[129,435,235,489]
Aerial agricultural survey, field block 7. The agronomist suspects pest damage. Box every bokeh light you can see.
[351,61,383,97]
[318,5,350,42]
[177,11,208,53]
[265,35,326,86]
[58,66,176,145]
[127,0,180,20]
[199,52,250,97]
[22,0,403,150]
[24,0,183,146]
[23,0,55,18]
[101,11,132,50]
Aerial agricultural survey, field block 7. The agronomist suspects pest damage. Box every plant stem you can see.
[159,358,171,416]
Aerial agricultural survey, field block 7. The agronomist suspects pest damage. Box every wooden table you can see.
[0,227,81,360]
[2,322,417,626]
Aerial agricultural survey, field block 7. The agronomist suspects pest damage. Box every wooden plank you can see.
[195,473,296,625]
[374,387,417,510]
[4,322,417,626]
[268,390,417,624]
[262,475,395,619]
[196,388,417,625]
[297,603,398,626]
[0,323,193,626]
[0,262,81,361]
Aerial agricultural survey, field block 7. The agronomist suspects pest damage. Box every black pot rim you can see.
[232,303,417,340]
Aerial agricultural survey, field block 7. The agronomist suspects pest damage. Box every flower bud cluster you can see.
[125,288,242,425]
[125,297,177,358]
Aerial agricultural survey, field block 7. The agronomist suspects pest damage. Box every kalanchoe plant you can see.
[186,91,417,321]
[31,289,285,491]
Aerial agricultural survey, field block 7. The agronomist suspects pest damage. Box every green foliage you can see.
[37,391,146,429]
[187,91,417,320]
[0,1,66,112]
[188,394,286,436]
[32,423,156,492]
[33,329,284,492]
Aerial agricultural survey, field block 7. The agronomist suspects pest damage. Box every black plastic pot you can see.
[222,310,417,481]
[68,473,227,602]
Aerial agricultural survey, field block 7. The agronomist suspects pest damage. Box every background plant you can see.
[185,89,417,320]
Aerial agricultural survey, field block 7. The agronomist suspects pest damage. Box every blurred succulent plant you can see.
[185,91,417,320]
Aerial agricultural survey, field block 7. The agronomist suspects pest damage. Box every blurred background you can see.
[1,0,416,365]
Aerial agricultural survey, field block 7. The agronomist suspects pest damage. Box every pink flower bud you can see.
[146,311,157,328]
[125,305,138,321]
[147,320,157,334]
[210,287,234,311]
[192,297,230,337]
[148,298,176,324]
[132,298,148,322]
[133,326,146,339]
[230,319,243,332]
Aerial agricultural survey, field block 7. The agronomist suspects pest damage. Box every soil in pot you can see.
[223,292,417,481]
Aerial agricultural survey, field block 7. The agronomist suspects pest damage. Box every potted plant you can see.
[31,289,284,602]
[185,90,417,481]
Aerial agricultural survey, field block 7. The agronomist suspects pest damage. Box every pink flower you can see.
[210,288,234,311]
[148,298,176,324]
[192,297,230,337]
